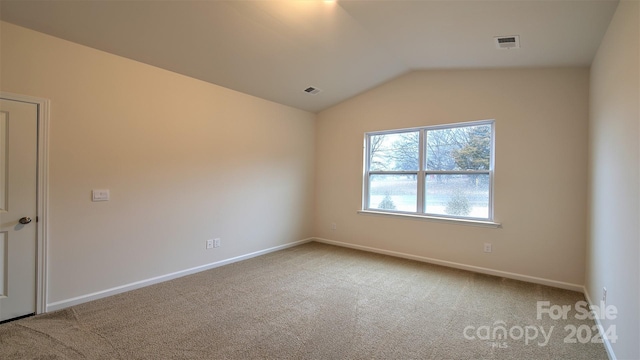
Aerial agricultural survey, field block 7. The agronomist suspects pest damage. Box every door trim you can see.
[0,92,49,315]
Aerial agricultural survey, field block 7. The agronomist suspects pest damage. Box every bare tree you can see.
[390,132,419,171]
[369,134,388,170]
[426,128,457,171]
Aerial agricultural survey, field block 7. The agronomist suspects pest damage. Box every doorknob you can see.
[18,217,32,225]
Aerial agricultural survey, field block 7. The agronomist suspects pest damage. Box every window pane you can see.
[369,174,417,212]
[426,124,491,171]
[370,131,419,171]
[425,174,489,219]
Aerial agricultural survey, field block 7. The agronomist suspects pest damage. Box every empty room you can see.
[0,0,638,359]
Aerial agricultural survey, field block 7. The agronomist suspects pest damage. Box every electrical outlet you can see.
[206,239,214,249]
[483,243,492,253]
[331,223,337,231]
[602,287,607,305]
[214,238,221,248]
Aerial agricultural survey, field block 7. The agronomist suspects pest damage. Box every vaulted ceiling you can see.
[0,0,619,112]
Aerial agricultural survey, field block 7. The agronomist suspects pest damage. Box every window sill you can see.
[357,210,502,228]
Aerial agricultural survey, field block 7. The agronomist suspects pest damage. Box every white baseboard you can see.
[46,236,584,310]
[46,238,314,312]
[583,287,617,360]
[313,237,584,292]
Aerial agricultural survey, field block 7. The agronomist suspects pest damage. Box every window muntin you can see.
[364,120,494,221]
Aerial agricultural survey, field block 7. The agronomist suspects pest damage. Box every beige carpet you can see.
[0,242,607,359]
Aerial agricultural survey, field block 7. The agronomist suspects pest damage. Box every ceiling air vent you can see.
[494,35,520,49]
[303,86,322,95]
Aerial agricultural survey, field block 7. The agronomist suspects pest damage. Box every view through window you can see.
[364,120,494,221]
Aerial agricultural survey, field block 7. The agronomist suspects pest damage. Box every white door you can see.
[0,99,38,322]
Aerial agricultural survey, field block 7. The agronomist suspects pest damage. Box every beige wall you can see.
[315,68,589,287]
[0,22,316,305]
[587,1,640,359]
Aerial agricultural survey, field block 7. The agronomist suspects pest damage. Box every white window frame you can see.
[362,119,497,225]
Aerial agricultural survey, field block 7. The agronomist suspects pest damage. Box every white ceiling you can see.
[0,0,618,113]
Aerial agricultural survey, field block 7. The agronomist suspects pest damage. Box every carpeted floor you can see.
[0,242,607,359]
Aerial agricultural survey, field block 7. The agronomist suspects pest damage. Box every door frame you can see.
[1,92,49,315]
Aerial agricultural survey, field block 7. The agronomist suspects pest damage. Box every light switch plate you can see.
[92,189,110,202]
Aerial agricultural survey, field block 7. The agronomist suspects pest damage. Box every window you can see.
[363,120,494,221]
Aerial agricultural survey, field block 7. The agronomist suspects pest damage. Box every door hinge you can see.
[36,216,39,223]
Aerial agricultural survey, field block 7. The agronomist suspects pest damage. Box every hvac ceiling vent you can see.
[494,35,520,49]
[303,86,322,95]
